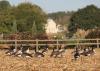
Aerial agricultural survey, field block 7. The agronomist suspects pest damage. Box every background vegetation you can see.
[0,0,47,38]
[0,0,100,39]
[68,5,100,38]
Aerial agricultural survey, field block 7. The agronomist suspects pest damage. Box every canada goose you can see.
[50,45,66,58]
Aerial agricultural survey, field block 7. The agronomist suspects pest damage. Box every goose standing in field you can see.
[72,47,80,60]
[50,45,66,58]
[81,47,96,56]
[21,44,33,58]
[15,44,33,58]
[5,45,17,56]
[34,44,48,57]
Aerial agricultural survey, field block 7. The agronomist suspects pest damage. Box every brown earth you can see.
[0,48,100,71]
[0,44,10,49]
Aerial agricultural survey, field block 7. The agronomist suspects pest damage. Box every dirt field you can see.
[0,48,100,71]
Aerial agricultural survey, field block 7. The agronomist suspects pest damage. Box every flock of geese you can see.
[5,44,96,60]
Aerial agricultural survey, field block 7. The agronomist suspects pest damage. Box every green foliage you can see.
[12,20,17,34]
[31,21,37,36]
[0,0,14,33]
[0,0,11,10]
[68,5,100,37]
[48,11,73,25]
[13,3,47,34]
[0,1,47,36]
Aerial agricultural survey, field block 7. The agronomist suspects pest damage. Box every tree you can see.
[48,11,73,26]
[31,21,37,37]
[68,5,100,37]
[0,0,11,10]
[13,3,47,34]
[0,0,14,33]
[0,1,47,39]
[12,20,17,34]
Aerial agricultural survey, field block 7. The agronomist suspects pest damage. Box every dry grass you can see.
[0,48,100,71]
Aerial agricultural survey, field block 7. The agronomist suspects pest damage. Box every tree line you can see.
[0,0,100,39]
[0,0,47,38]
[68,5,100,38]
[48,5,100,39]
